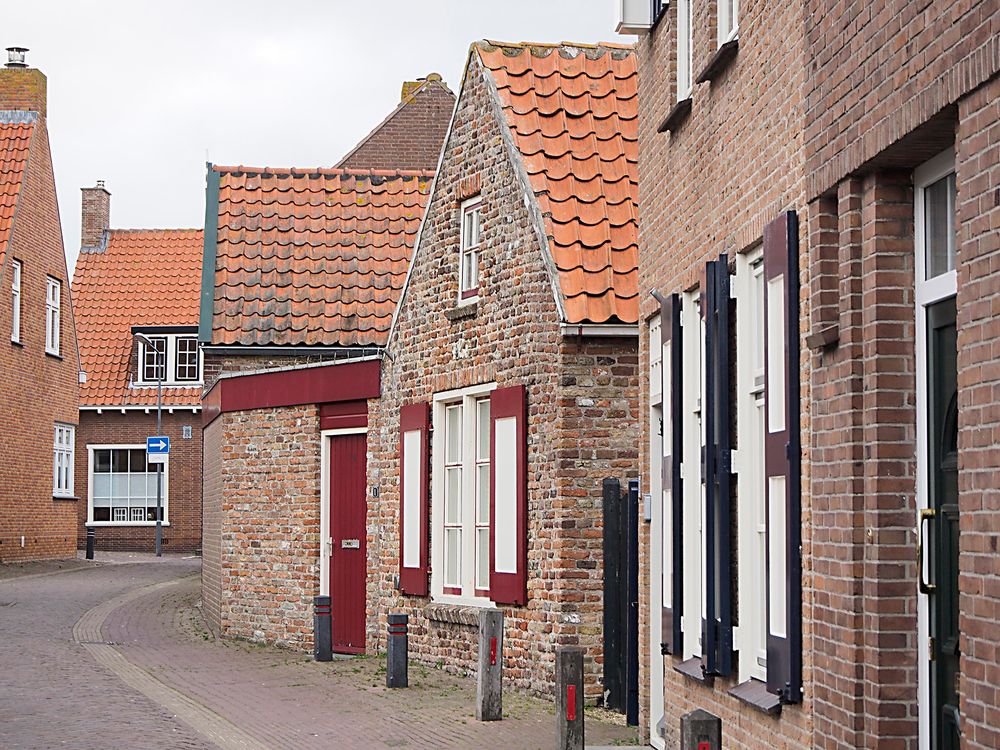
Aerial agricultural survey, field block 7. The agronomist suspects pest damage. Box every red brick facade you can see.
[636,1,1000,748]
[0,66,80,562]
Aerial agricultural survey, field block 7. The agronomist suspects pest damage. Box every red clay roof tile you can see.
[0,115,34,267]
[73,229,204,407]
[209,167,433,347]
[475,42,638,324]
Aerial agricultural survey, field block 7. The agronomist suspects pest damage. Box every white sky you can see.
[4,1,628,276]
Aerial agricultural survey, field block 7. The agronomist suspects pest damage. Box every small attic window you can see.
[459,196,482,303]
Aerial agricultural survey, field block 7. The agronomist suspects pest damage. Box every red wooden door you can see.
[329,433,368,653]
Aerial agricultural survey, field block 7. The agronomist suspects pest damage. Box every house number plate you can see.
[341,539,360,549]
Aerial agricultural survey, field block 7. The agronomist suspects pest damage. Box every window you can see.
[676,0,693,101]
[135,331,202,386]
[45,277,60,355]
[459,197,482,301]
[922,171,957,281]
[175,336,199,381]
[438,391,492,598]
[88,446,168,524]
[11,259,21,343]
[53,423,75,497]
[718,0,738,45]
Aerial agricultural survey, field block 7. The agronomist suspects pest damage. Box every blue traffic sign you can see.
[146,436,170,454]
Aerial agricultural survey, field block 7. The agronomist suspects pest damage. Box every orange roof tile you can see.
[475,41,638,325]
[209,166,433,347]
[0,112,35,267]
[73,229,204,407]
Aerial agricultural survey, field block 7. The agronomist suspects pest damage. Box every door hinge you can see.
[928,636,936,662]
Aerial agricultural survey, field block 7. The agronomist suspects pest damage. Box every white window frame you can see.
[914,148,957,750]
[174,335,200,382]
[11,259,21,343]
[680,290,704,658]
[676,0,693,102]
[135,332,203,387]
[458,196,482,305]
[53,423,75,498]
[734,247,768,683]
[431,382,497,606]
[717,0,739,46]
[86,444,170,526]
[45,276,60,356]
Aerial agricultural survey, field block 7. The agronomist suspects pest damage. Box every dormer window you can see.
[459,196,482,302]
[134,329,202,386]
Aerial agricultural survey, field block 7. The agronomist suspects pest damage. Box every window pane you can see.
[477,464,490,525]
[476,527,490,590]
[94,450,111,473]
[445,528,461,587]
[129,449,147,472]
[446,405,462,463]
[113,507,128,522]
[925,172,956,279]
[112,474,129,496]
[93,507,110,521]
[477,399,490,459]
[446,467,462,524]
[93,474,111,499]
[112,450,128,473]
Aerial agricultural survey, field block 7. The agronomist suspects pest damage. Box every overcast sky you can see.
[5,2,628,276]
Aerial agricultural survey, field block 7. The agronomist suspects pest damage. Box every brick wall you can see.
[366,53,639,701]
[636,0,812,745]
[202,417,223,635]
[74,410,203,552]
[337,78,455,172]
[0,68,80,563]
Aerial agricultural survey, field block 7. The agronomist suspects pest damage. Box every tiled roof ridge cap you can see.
[213,165,436,179]
[476,39,636,59]
[0,110,38,124]
[107,227,203,234]
[399,73,455,105]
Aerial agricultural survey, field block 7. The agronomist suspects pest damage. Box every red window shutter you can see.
[660,293,684,655]
[763,210,802,703]
[399,402,430,596]
[489,385,527,605]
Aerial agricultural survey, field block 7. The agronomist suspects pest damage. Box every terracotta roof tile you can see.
[0,113,35,267]
[210,167,433,347]
[475,42,638,324]
[73,229,204,407]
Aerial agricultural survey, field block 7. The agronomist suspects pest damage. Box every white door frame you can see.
[648,315,666,749]
[913,148,957,750]
[319,427,368,597]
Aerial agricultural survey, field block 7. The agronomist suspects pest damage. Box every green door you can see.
[924,297,959,750]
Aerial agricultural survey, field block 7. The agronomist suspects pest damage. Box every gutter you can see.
[559,323,639,337]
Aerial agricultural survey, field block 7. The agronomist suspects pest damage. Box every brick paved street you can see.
[0,555,643,749]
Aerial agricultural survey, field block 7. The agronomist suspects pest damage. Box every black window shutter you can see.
[703,256,734,678]
[763,211,803,704]
[660,293,683,655]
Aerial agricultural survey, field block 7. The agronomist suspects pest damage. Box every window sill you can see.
[85,521,171,527]
[696,39,739,84]
[424,600,493,626]
[445,302,478,322]
[729,678,782,716]
[53,495,79,502]
[45,351,63,361]
[674,656,714,686]
[11,339,23,348]
[658,98,692,134]
[806,323,839,351]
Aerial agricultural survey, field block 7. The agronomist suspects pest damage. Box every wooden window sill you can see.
[658,98,692,134]
[729,678,782,716]
[696,39,739,84]
[674,656,714,686]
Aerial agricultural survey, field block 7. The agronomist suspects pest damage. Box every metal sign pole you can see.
[155,367,162,557]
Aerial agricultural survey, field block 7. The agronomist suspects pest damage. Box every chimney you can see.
[81,182,111,250]
[0,47,46,117]
[400,73,442,102]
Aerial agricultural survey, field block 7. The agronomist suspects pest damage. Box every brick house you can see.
[71,184,203,552]
[0,50,81,562]
[366,40,639,701]
[623,0,1000,749]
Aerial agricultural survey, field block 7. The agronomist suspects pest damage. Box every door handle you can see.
[918,508,936,594]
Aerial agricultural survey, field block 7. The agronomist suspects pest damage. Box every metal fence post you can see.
[85,528,95,560]
[477,608,503,721]
[387,613,408,688]
[556,646,584,750]
[313,595,332,662]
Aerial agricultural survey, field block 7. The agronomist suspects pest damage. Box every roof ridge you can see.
[213,165,435,179]
[107,227,203,233]
[0,110,39,124]
[477,39,636,56]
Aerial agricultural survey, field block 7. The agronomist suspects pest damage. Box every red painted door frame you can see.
[328,432,368,654]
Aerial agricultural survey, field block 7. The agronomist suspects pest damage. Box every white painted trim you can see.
[559,323,639,337]
[323,427,368,437]
[676,0,693,102]
[85,522,173,528]
[716,0,739,46]
[458,195,483,305]
[647,309,666,750]
[83,405,202,413]
[86,443,170,525]
[680,290,704,659]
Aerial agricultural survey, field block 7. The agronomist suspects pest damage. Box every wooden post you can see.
[386,613,408,688]
[556,646,584,750]
[476,608,503,721]
[680,708,721,750]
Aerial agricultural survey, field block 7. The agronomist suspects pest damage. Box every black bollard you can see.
[556,646,584,750]
[85,528,95,560]
[476,608,503,721]
[313,595,332,662]
[386,613,408,688]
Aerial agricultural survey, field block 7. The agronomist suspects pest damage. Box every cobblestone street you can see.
[0,555,642,749]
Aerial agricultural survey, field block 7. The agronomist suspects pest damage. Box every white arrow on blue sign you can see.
[147,436,169,464]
